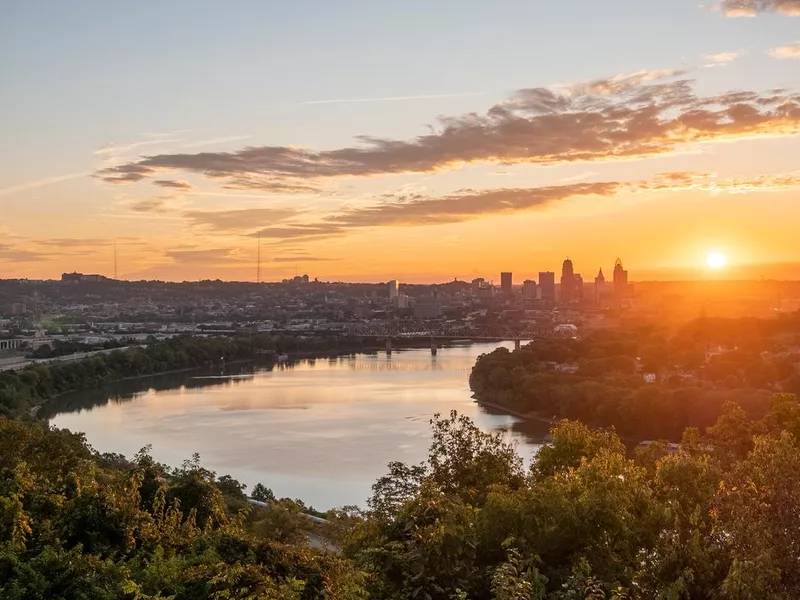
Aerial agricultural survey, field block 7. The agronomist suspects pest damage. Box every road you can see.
[0,346,136,372]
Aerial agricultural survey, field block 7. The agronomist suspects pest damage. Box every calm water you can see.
[49,343,545,509]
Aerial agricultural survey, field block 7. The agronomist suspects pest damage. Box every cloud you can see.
[299,92,483,105]
[638,171,800,193]
[272,256,338,262]
[324,171,800,229]
[36,238,114,248]
[0,245,51,262]
[95,72,800,189]
[130,197,174,213]
[153,179,193,191]
[94,138,179,156]
[182,135,252,149]
[165,248,249,265]
[330,182,620,227]
[770,43,800,58]
[560,171,600,183]
[0,171,91,197]
[183,208,299,231]
[248,224,347,240]
[704,51,742,65]
[721,0,800,15]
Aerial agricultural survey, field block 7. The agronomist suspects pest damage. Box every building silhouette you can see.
[522,279,537,299]
[594,268,605,303]
[388,280,398,302]
[613,259,628,298]
[539,272,556,302]
[560,259,575,302]
[500,272,513,295]
[574,273,584,300]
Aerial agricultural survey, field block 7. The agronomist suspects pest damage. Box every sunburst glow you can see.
[706,252,726,269]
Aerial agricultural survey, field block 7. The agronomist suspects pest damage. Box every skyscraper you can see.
[388,280,398,302]
[613,259,628,298]
[560,259,574,302]
[594,268,606,303]
[573,273,584,300]
[539,271,556,302]
[500,272,513,295]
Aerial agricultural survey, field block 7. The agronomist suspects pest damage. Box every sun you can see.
[706,251,726,270]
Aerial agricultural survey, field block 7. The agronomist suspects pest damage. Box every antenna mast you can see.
[114,239,118,280]
[256,233,262,283]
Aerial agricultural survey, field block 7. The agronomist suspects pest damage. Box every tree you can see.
[251,483,275,503]
[217,475,247,501]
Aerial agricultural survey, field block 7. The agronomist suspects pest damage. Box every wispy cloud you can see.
[182,135,252,149]
[96,71,800,191]
[299,92,483,105]
[703,51,742,65]
[0,245,52,262]
[0,171,91,197]
[272,256,338,262]
[94,138,180,156]
[560,171,600,183]
[184,208,299,231]
[770,43,800,58]
[153,179,193,191]
[721,0,800,16]
[312,171,800,230]
[130,197,176,213]
[165,248,249,265]
[329,183,620,227]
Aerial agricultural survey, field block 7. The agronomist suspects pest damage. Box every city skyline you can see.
[2,1,800,282]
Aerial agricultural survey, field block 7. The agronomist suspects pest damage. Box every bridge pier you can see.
[430,336,437,356]
[385,337,392,355]
[514,339,521,351]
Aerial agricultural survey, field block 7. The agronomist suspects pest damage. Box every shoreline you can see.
[32,340,491,419]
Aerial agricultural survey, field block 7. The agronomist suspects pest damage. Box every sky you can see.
[1,0,799,283]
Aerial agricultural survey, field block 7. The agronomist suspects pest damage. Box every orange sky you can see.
[2,3,799,283]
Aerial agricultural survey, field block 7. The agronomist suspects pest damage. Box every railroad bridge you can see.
[343,321,577,354]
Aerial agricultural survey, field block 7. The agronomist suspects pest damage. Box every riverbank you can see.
[472,397,647,447]
[26,339,450,420]
[29,366,201,419]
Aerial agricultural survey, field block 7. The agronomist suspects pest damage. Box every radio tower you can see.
[114,239,118,280]
[256,233,262,284]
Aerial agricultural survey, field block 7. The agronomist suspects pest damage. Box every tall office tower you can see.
[573,273,584,300]
[500,272,513,295]
[560,258,575,302]
[594,268,606,303]
[388,280,398,301]
[613,259,628,298]
[539,271,556,302]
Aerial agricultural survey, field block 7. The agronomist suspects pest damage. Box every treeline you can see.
[28,337,132,359]
[334,397,800,599]
[3,381,800,597]
[470,318,800,440]
[0,333,369,418]
[0,416,362,599]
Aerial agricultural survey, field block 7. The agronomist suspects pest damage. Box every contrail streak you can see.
[299,92,483,105]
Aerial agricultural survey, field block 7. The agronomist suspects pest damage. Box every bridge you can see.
[0,336,56,352]
[342,321,577,353]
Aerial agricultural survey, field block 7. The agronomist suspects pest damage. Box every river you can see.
[49,342,547,510]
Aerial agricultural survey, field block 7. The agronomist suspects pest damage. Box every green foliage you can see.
[469,321,793,441]
[0,416,366,599]
[251,482,276,503]
[346,398,800,600]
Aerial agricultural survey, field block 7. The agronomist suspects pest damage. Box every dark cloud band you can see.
[96,73,800,190]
